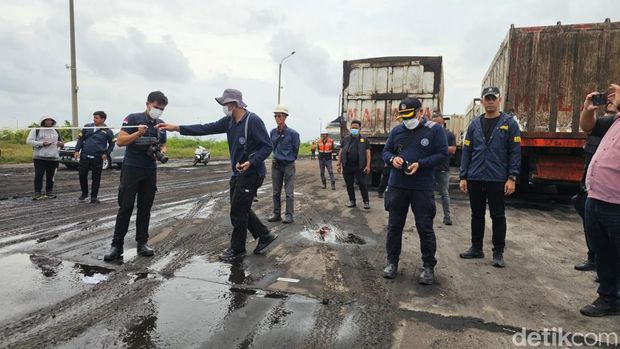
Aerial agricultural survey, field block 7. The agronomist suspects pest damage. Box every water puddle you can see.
[0,253,114,323]
[301,225,367,245]
[118,258,321,348]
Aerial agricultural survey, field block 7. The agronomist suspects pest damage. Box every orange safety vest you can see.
[318,138,334,153]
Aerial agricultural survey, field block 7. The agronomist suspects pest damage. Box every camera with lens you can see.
[135,136,168,163]
[147,142,168,163]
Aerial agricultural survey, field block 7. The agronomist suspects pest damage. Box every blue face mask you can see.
[351,129,360,136]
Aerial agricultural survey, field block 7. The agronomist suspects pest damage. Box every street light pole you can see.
[277,51,295,104]
[69,0,79,140]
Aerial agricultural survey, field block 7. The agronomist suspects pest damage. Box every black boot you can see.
[331,182,336,190]
[346,200,356,208]
[419,266,435,285]
[459,247,484,259]
[383,263,398,279]
[574,259,596,271]
[137,244,154,257]
[322,181,327,189]
[78,194,88,202]
[580,296,620,317]
[219,247,246,261]
[254,232,278,254]
[103,246,123,261]
[492,251,505,268]
[267,215,281,222]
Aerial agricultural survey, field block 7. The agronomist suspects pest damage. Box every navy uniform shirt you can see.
[435,128,456,172]
[459,113,521,182]
[270,125,300,163]
[179,111,273,177]
[383,120,448,190]
[75,123,115,158]
[122,113,167,169]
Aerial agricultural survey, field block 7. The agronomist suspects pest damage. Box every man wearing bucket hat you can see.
[268,104,300,224]
[157,89,277,261]
[459,87,521,268]
[381,97,448,284]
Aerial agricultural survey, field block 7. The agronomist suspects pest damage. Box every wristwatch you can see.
[508,175,517,181]
[389,156,395,165]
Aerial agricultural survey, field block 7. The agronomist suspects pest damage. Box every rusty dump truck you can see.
[481,20,620,190]
[340,56,444,185]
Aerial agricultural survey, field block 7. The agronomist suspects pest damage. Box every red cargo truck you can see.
[481,19,620,191]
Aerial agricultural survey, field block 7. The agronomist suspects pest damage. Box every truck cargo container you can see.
[341,56,444,185]
[480,19,620,190]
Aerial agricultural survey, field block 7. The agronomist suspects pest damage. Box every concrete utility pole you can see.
[69,0,79,139]
[277,51,295,104]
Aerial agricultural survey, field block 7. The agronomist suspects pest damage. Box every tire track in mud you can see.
[289,174,398,349]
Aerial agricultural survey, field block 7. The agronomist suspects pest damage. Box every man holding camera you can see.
[157,89,277,261]
[104,91,168,262]
[382,98,448,284]
[459,87,521,268]
[579,84,620,317]
[268,104,300,224]
[74,111,115,204]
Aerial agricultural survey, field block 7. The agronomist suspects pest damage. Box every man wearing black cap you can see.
[459,87,521,268]
[157,89,278,261]
[382,98,448,284]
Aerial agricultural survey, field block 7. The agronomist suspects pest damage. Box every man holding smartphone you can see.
[579,84,620,317]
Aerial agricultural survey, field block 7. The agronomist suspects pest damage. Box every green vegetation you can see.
[1,128,314,164]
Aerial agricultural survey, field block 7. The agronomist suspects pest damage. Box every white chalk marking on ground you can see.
[277,277,300,283]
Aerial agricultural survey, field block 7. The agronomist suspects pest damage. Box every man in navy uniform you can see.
[337,120,372,209]
[459,87,521,268]
[157,89,278,261]
[104,91,168,261]
[382,98,448,284]
[74,111,115,204]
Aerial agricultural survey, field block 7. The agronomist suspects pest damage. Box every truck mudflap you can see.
[531,155,583,182]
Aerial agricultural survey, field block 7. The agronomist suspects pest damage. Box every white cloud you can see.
[0,0,616,140]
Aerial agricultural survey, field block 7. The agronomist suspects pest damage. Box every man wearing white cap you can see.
[268,104,300,224]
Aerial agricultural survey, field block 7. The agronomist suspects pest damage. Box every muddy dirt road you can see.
[0,159,616,348]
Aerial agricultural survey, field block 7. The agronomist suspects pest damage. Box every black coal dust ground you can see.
[0,159,617,348]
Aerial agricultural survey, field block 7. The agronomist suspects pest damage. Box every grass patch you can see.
[0,137,315,164]
[0,142,34,164]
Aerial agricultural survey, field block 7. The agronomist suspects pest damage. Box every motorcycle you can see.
[193,145,210,166]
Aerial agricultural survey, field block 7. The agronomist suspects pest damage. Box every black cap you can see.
[481,87,500,98]
[397,97,422,119]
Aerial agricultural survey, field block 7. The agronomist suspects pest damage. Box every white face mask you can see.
[148,107,163,119]
[403,117,420,130]
[223,105,233,116]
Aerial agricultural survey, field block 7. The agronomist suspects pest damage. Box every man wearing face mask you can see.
[104,91,168,262]
[382,97,448,284]
[459,87,521,268]
[337,120,371,209]
[156,89,277,261]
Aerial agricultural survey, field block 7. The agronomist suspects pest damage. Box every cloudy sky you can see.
[0,0,614,140]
